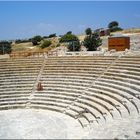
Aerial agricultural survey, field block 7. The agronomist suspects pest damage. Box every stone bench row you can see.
[0,74,38,78]
[29,104,87,127]
[41,81,90,87]
[36,81,140,102]
[43,70,103,75]
[0,80,34,84]
[41,74,97,80]
[0,93,30,98]
[112,64,140,68]
[0,91,31,95]
[47,56,117,60]
[44,65,107,71]
[0,58,43,61]
[0,68,40,72]
[0,83,34,88]
[35,81,139,115]
[42,71,139,81]
[30,100,100,127]
[105,71,140,80]
[115,60,140,64]
[101,75,140,86]
[0,62,43,65]
[33,94,120,119]
[44,63,140,69]
[34,90,129,117]
[0,66,42,70]
[95,81,140,100]
[41,78,92,84]
[43,68,140,74]
[0,97,28,102]
[40,75,139,87]
[45,61,140,65]
[0,87,33,92]
[91,84,139,114]
[45,62,112,65]
[99,77,140,92]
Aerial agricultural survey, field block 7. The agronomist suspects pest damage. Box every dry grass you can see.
[11,37,59,53]
[12,42,35,52]
[11,28,140,54]
[122,28,140,34]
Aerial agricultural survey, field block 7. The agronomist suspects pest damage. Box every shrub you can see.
[40,40,52,49]
[48,33,56,38]
[83,32,102,51]
[15,39,31,44]
[85,28,92,35]
[32,35,42,45]
[59,33,79,43]
[59,32,80,51]
[43,36,49,39]
[108,21,123,32]
[110,27,123,32]
[66,31,72,35]
[67,41,81,51]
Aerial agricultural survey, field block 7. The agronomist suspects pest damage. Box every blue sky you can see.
[0,1,140,40]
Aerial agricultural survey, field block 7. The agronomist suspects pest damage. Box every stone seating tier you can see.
[0,56,140,128]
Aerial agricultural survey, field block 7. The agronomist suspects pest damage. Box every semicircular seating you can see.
[0,55,140,128]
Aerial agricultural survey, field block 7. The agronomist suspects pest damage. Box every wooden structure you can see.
[108,36,130,51]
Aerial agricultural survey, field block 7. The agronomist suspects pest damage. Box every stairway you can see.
[26,58,46,108]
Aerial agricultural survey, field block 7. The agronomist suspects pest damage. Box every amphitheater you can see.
[0,36,140,139]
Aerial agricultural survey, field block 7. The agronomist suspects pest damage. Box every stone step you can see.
[99,78,140,92]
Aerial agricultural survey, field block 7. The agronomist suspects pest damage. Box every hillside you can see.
[11,28,140,53]
[11,37,60,53]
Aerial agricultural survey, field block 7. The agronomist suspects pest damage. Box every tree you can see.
[32,35,42,45]
[0,41,12,54]
[66,31,72,35]
[108,21,118,29]
[67,41,81,51]
[59,32,80,51]
[83,28,102,51]
[40,40,52,49]
[48,33,56,38]
[108,21,123,32]
[59,33,79,43]
[15,38,31,44]
[85,28,92,35]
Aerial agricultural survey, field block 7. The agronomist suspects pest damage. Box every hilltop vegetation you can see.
[7,24,140,54]
[1,20,140,54]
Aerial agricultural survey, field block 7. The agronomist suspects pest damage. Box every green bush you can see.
[59,32,80,51]
[40,40,52,49]
[110,27,123,32]
[32,35,42,45]
[59,33,79,43]
[108,21,123,32]
[83,33,102,51]
[67,41,81,51]
[48,33,56,38]
[15,38,31,44]
[85,28,92,35]
[66,31,72,35]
